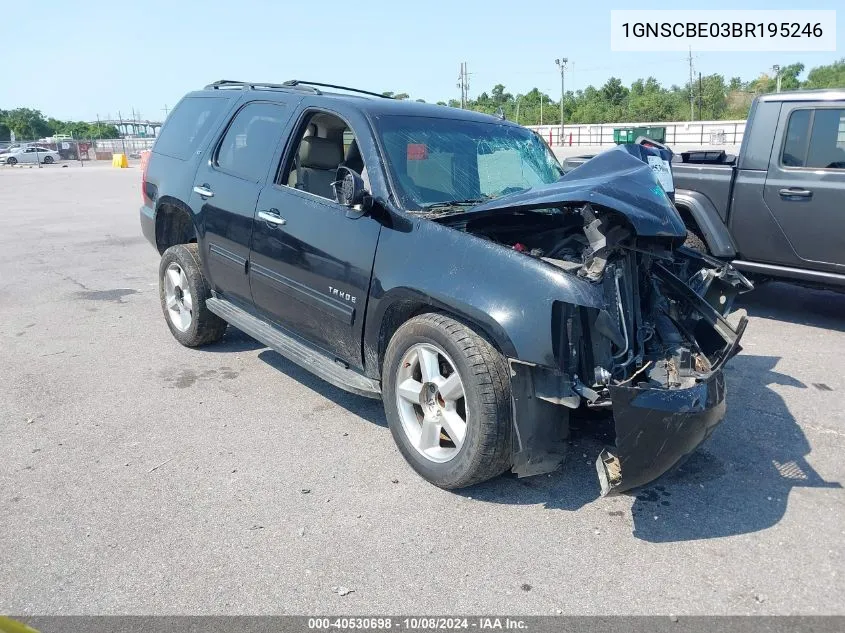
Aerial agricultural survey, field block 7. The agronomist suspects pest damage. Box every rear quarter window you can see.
[154,96,228,160]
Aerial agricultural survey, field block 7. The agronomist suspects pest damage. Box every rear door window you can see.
[806,109,845,169]
[214,102,288,182]
[781,110,810,167]
[154,96,227,160]
[781,108,845,169]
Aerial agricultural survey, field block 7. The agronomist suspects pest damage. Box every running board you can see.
[206,297,382,399]
[731,260,845,289]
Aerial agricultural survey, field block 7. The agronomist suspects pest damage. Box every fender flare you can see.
[674,189,737,259]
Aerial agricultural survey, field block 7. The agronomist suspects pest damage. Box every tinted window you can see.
[806,109,845,169]
[216,102,287,182]
[154,96,227,161]
[781,110,809,167]
[782,108,845,169]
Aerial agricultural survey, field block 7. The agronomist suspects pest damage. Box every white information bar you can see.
[610,10,837,52]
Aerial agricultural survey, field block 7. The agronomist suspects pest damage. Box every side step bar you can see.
[731,260,845,289]
[206,297,382,399]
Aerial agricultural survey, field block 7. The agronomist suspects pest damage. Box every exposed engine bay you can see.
[437,200,752,494]
[441,203,751,392]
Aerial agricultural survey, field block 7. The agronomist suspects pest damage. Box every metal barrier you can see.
[528,120,746,147]
[1,136,157,164]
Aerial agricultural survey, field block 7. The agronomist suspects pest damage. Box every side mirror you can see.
[334,166,368,207]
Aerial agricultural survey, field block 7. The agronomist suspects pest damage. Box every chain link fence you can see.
[0,136,156,166]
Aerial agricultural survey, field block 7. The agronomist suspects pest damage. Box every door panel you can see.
[250,186,381,369]
[192,101,292,304]
[763,103,845,270]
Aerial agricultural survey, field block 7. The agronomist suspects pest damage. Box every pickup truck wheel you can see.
[159,244,227,347]
[382,313,512,489]
[683,230,709,254]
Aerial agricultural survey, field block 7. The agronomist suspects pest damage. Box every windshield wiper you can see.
[420,198,489,211]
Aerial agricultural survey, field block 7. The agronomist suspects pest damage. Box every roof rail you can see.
[205,80,320,94]
[282,80,392,99]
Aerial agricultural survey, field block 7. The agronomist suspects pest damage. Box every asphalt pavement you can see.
[1,165,843,614]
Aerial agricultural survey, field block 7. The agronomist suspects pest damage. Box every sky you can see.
[1,0,842,122]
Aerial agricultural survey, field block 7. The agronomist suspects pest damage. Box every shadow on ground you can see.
[257,349,387,428]
[739,281,845,332]
[201,284,842,542]
[461,353,841,542]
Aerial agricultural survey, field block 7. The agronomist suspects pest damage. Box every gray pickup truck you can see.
[563,89,845,290]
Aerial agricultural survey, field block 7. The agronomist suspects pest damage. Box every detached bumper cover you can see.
[596,369,726,496]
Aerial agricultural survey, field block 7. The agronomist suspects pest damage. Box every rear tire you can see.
[382,313,513,489]
[158,243,227,347]
[43,155,54,164]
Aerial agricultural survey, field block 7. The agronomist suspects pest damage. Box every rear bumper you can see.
[596,369,726,496]
[140,204,156,251]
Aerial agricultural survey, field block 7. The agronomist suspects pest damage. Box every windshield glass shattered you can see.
[375,115,563,212]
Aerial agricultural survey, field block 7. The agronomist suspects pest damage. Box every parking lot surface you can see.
[1,167,844,615]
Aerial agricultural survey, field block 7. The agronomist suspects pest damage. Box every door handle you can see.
[258,209,287,226]
[778,188,813,199]
[193,184,214,198]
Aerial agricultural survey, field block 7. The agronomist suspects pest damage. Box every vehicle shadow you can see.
[459,353,841,542]
[203,326,266,353]
[256,349,387,428]
[739,282,845,332]
[209,326,841,542]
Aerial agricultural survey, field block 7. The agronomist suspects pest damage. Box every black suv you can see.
[140,79,751,494]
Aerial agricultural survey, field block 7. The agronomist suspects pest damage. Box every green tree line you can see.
[3,58,842,139]
[407,58,845,125]
[0,108,120,141]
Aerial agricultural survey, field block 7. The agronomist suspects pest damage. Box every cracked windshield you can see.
[375,116,563,211]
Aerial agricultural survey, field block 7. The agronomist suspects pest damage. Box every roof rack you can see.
[205,79,392,100]
[282,80,392,99]
[205,80,321,93]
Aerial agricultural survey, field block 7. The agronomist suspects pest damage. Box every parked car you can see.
[562,89,845,291]
[140,79,751,494]
[4,146,60,165]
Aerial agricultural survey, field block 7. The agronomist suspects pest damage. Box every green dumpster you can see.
[613,128,635,144]
[613,126,667,144]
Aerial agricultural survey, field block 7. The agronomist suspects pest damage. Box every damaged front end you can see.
[439,146,752,495]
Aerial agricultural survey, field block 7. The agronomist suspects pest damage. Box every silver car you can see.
[4,146,61,165]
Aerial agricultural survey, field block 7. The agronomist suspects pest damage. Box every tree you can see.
[803,58,845,89]
[0,109,9,141]
[394,93,410,100]
[3,108,51,139]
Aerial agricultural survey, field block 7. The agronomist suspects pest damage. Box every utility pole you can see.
[688,47,695,121]
[698,72,703,120]
[117,111,128,157]
[458,62,469,109]
[540,94,543,126]
[555,57,567,146]
[772,65,781,92]
[162,104,170,118]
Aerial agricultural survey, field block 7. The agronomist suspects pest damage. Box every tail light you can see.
[140,150,151,204]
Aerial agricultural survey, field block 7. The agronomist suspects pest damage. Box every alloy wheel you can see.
[395,343,468,463]
[163,262,193,332]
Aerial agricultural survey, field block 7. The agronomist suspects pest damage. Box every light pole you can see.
[555,58,568,146]
[772,64,781,92]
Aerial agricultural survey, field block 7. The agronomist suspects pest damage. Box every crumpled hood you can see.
[460,147,687,238]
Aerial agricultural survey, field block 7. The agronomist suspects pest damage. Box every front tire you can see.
[382,313,512,489]
[158,243,227,347]
[6,157,17,165]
